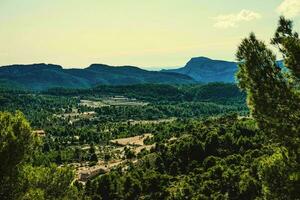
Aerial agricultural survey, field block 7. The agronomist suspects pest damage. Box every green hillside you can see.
[0,63,195,90]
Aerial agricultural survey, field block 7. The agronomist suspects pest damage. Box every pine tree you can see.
[236,32,299,149]
[236,17,300,199]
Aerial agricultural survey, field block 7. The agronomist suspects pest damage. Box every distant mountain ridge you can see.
[163,57,238,83]
[163,57,285,83]
[0,63,195,90]
[0,57,285,90]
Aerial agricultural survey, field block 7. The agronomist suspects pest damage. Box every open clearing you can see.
[110,133,153,146]
[79,100,107,108]
[76,133,154,183]
[126,117,177,125]
[102,96,148,106]
[79,96,148,108]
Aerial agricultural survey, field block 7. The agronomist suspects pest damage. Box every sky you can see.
[0,0,300,69]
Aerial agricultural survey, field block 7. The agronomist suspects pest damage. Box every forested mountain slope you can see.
[0,63,195,90]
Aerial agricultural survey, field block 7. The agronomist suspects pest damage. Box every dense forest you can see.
[0,17,299,200]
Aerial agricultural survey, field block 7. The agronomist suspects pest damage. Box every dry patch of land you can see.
[102,96,148,106]
[110,133,153,146]
[79,100,107,108]
[126,117,176,125]
[79,96,148,108]
[76,160,124,183]
[76,134,155,183]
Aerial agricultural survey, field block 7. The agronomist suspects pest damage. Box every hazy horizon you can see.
[0,0,299,69]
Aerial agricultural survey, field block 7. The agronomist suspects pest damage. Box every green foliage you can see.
[124,147,136,159]
[85,116,268,199]
[258,146,299,199]
[45,83,245,104]
[271,16,300,80]
[0,111,35,199]
[236,21,300,150]
[236,16,300,199]
[0,111,83,199]
[19,164,81,200]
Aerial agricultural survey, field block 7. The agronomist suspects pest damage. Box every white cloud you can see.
[214,9,261,29]
[277,0,300,18]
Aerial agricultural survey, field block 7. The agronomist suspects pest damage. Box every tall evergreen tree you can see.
[236,17,300,199]
[236,32,300,149]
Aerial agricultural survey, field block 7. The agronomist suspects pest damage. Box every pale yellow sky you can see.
[0,0,299,69]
